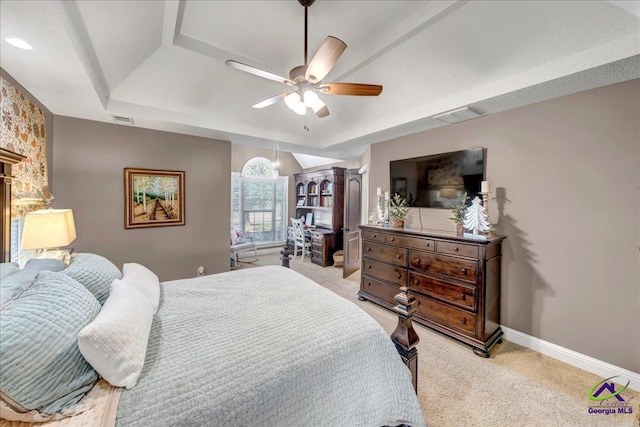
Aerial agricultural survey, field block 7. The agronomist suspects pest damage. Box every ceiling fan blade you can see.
[252,92,292,109]
[315,105,330,118]
[318,82,383,96]
[226,60,295,86]
[305,36,347,83]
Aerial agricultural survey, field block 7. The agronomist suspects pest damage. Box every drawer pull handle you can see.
[426,243,430,247]
[461,317,467,324]
[396,254,402,259]
[414,280,420,286]
[396,273,402,279]
[415,258,421,264]
[454,247,459,252]
[372,234,377,238]
[461,293,466,300]
[390,237,395,241]
[416,300,421,306]
[368,265,372,269]
[461,268,467,275]
[367,247,371,252]
[367,282,371,287]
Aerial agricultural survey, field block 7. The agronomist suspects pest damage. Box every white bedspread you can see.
[115,265,426,427]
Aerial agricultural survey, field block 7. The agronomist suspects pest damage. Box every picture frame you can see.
[124,168,185,229]
[306,212,314,226]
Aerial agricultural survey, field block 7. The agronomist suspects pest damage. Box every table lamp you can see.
[21,209,76,261]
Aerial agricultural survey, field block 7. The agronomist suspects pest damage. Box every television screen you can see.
[389,147,484,209]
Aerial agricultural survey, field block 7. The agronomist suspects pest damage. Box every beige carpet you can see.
[234,253,640,427]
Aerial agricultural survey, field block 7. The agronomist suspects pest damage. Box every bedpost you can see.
[280,246,292,268]
[391,286,419,393]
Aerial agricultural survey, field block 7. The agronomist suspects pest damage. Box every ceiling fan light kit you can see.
[226,0,382,119]
[285,93,308,116]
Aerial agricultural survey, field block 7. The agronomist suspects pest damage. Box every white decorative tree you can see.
[369,204,384,224]
[462,196,490,234]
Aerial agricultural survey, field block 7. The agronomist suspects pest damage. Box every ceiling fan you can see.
[225,0,382,118]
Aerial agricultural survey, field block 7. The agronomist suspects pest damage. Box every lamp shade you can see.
[21,209,77,250]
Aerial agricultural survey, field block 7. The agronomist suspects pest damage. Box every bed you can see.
[0,255,425,427]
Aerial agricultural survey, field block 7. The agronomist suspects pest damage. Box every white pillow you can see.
[77,280,153,389]
[122,263,160,314]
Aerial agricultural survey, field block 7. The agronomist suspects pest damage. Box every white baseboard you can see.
[501,326,640,392]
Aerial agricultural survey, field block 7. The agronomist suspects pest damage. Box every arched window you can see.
[231,157,288,246]
[241,157,278,179]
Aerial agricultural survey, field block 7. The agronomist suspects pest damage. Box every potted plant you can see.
[449,192,468,235]
[389,193,409,228]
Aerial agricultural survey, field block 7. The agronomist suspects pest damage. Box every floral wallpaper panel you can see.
[0,76,53,216]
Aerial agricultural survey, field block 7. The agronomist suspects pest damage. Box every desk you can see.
[310,228,340,267]
[287,227,341,267]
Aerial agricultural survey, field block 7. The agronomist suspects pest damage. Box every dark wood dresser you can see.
[358,225,505,357]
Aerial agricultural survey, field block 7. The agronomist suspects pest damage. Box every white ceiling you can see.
[1,0,639,162]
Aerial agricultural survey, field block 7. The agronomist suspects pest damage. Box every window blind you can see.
[10,217,34,267]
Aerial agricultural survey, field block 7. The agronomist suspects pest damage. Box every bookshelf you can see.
[291,167,345,266]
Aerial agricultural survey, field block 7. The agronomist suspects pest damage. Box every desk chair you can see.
[290,218,312,261]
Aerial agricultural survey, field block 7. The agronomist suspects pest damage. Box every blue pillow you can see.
[1,269,38,307]
[0,262,20,280]
[24,258,66,273]
[0,271,101,415]
[62,253,121,305]
[0,259,68,307]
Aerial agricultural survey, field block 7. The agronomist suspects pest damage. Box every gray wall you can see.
[369,79,640,372]
[52,116,231,281]
[359,147,372,226]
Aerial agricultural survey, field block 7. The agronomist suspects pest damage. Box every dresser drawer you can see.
[409,272,476,310]
[414,293,477,335]
[362,259,407,286]
[387,234,434,251]
[436,241,479,259]
[361,275,400,306]
[362,230,386,243]
[363,241,407,266]
[410,251,477,283]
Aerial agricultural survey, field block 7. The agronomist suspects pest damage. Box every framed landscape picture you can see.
[124,168,185,229]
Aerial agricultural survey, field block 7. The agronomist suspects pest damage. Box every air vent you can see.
[111,115,134,125]
[432,107,481,124]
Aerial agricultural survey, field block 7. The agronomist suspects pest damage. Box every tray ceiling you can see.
[1,0,639,160]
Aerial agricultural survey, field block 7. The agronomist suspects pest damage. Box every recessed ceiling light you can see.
[5,37,33,50]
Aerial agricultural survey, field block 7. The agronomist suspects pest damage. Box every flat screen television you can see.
[389,147,484,209]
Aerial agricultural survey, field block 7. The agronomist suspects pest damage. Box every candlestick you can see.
[481,192,493,237]
[383,197,389,224]
[481,181,490,193]
[376,187,381,196]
